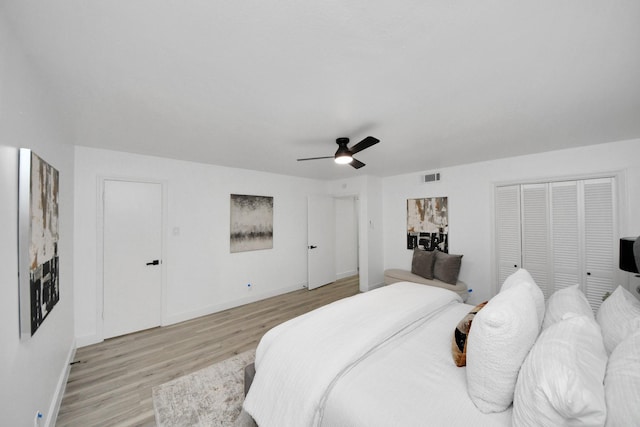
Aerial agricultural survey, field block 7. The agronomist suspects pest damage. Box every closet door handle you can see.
[146,260,160,266]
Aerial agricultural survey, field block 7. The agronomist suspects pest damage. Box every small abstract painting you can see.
[230,194,274,253]
[18,149,60,338]
[407,197,449,252]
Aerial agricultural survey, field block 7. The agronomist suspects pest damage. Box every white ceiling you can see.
[3,1,640,180]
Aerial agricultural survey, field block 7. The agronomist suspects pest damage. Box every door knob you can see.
[146,260,160,266]
[308,245,317,249]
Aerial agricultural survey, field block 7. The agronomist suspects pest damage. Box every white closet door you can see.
[550,181,580,292]
[495,185,522,286]
[495,177,616,307]
[583,178,615,310]
[521,184,551,298]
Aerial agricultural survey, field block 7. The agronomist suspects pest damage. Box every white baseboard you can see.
[163,284,303,326]
[367,281,386,291]
[336,270,358,280]
[76,333,102,348]
[45,339,76,427]
[76,284,306,345]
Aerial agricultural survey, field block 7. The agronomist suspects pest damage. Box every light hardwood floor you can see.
[56,276,360,426]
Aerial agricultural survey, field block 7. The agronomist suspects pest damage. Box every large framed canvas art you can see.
[18,149,60,339]
[407,197,449,252]
[230,194,274,253]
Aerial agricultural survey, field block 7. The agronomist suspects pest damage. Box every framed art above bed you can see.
[407,196,448,252]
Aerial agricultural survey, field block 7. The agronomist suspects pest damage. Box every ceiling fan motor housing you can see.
[335,138,352,157]
[334,138,353,163]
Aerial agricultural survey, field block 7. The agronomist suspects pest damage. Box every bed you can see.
[242,283,509,426]
[243,273,640,427]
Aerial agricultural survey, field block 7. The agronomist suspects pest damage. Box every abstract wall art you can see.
[230,194,274,253]
[18,149,60,339]
[407,196,449,252]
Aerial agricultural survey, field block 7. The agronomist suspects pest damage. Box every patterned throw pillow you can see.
[452,301,488,367]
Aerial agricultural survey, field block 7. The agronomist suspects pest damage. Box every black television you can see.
[619,237,639,274]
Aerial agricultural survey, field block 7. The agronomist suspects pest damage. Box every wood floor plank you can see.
[56,276,359,426]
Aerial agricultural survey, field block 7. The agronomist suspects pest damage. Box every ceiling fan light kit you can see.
[297,136,380,170]
[335,155,353,164]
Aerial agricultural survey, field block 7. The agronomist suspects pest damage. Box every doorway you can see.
[307,195,360,290]
[335,196,359,280]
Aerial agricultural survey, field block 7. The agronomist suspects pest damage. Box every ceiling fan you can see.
[297,136,380,169]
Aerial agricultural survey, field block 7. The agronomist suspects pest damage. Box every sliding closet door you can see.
[495,177,616,309]
[583,178,616,310]
[521,184,551,298]
[495,185,521,286]
[550,181,581,292]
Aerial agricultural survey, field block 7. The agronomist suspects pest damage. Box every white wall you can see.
[73,146,328,345]
[382,139,640,305]
[365,176,385,288]
[0,18,75,427]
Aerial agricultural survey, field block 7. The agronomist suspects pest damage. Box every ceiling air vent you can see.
[423,172,441,183]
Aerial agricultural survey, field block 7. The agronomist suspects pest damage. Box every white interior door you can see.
[103,180,162,338]
[308,195,336,290]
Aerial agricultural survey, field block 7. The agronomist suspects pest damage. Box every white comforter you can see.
[243,282,464,427]
[321,301,513,427]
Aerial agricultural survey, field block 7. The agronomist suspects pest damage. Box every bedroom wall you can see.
[0,17,76,427]
[382,138,640,305]
[73,146,330,345]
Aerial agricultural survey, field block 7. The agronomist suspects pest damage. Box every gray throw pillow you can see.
[434,251,463,284]
[411,249,436,280]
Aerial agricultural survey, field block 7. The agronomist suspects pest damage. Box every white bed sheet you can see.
[321,302,513,427]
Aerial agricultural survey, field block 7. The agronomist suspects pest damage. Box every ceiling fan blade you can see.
[297,156,334,161]
[349,136,379,154]
[350,158,365,169]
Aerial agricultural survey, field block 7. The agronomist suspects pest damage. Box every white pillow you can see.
[543,284,594,330]
[467,282,539,413]
[500,268,545,329]
[605,330,640,426]
[513,314,608,427]
[596,286,640,354]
